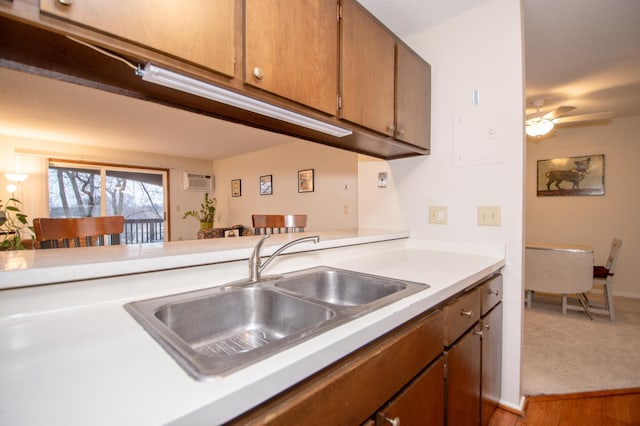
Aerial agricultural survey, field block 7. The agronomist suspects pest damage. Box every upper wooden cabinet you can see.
[340,0,431,150]
[244,0,338,115]
[340,0,395,136]
[39,0,236,77]
[396,44,431,150]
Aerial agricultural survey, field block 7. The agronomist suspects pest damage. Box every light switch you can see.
[478,206,501,226]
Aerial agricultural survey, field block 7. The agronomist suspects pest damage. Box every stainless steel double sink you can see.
[125,266,428,380]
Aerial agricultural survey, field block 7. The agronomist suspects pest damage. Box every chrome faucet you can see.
[248,234,320,282]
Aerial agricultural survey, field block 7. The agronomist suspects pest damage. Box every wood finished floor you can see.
[489,388,640,426]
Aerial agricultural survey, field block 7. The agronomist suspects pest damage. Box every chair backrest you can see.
[252,214,307,235]
[605,238,623,273]
[34,216,125,249]
[283,214,307,232]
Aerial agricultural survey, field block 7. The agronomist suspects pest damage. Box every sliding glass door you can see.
[48,161,168,243]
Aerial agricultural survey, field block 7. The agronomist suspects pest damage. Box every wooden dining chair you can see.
[283,214,307,233]
[33,216,125,248]
[252,214,307,235]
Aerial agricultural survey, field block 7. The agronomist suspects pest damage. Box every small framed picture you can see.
[231,179,241,197]
[224,229,239,238]
[298,169,314,193]
[260,174,273,195]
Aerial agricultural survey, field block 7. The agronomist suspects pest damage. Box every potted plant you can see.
[0,197,34,250]
[183,193,217,230]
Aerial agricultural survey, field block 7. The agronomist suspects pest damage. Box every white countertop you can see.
[0,229,409,289]
[0,232,505,425]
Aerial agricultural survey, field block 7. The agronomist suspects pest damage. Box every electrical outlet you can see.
[478,206,501,226]
[428,206,448,225]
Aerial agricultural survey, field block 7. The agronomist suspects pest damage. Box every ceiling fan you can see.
[525,99,613,137]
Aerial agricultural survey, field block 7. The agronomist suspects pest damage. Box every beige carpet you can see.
[522,293,640,395]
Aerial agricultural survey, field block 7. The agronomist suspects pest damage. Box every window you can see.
[48,161,168,244]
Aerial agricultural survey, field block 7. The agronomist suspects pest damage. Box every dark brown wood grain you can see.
[33,216,124,248]
[228,310,444,425]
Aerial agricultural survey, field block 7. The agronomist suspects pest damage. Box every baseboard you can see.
[497,395,527,417]
[527,387,640,402]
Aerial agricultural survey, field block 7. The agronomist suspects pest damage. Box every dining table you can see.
[525,242,594,318]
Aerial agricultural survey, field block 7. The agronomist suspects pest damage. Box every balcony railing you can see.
[123,218,164,244]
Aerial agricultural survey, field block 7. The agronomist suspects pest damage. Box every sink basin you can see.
[125,267,428,380]
[126,286,335,378]
[274,269,406,306]
[155,287,335,356]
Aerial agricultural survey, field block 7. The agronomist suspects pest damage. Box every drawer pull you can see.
[382,416,400,426]
[488,289,499,296]
[58,0,74,4]
[460,309,473,317]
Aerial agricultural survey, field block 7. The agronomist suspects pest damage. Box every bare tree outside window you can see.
[48,163,167,244]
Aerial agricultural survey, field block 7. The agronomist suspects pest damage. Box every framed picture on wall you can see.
[231,179,241,197]
[298,169,314,193]
[537,154,604,196]
[260,174,272,195]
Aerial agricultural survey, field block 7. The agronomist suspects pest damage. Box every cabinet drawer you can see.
[376,356,445,426]
[443,287,480,346]
[480,275,503,316]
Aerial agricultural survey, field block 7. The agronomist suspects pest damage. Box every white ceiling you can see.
[1,1,639,160]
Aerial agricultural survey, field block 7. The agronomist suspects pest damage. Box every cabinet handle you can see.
[58,0,74,4]
[382,416,400,426]
[460,309,472,317]
[473,329,484,336]
[483,324,491,330]
[387,124,395,134]
[488,289,499,296]
[253,67,264,80]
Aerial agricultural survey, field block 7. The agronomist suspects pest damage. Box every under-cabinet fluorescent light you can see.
[138,64,352,138]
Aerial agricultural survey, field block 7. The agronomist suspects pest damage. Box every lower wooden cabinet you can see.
[481,303,503,426]
[444,274,503,426]
[376,357,445,426]
[229,309,443,425]
[229,274,502,426]
[445,325,482,425]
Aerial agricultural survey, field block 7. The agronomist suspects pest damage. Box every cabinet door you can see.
[376,357,445,426]
[481,303,502,426]
[40,0,235,76]
[395,44,431,150]
[245,0,338,115]
[446,327,481,426]
[340,0,395,136]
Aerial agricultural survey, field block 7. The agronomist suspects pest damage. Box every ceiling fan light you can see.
[525,118,555,137]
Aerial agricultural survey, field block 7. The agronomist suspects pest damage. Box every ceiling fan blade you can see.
[556,112,614,125]
[543,106,576,119]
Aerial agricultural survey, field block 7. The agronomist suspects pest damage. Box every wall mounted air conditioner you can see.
[184,172,213,191]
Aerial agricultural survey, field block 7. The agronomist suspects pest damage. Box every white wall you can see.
[526,115,640,298]
[359,0,525,411]
[0,135,213,242]
[212,141,359,231]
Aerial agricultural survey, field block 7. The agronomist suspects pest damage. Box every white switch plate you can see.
[478,206,501,226]
[429,206,448,225]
